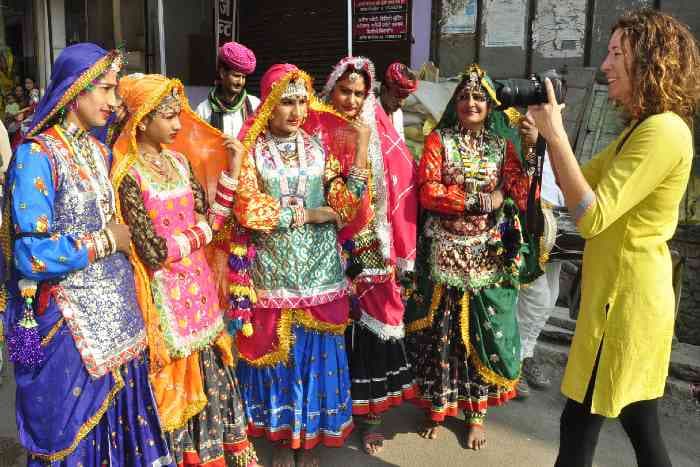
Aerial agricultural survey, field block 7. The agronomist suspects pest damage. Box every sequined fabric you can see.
[123,150,223,358]
[419,127,529,290]
[241,132,351,308]
[16,127,146,378]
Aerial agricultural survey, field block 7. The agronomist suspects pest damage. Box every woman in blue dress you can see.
[1,43,171,466]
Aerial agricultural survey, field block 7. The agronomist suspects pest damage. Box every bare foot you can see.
[465,424,487,450]
[362,431,385,455]
[272,445,295,467]
[418,420,441,440]
[296,449,320,467]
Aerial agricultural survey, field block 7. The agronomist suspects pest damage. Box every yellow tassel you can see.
[241,322,254,337]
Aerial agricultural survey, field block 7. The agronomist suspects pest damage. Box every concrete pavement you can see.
[1,359,698,466]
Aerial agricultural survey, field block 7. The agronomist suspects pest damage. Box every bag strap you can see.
[615,117,648,155]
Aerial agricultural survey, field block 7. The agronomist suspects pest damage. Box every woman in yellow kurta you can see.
[529,8,700,467]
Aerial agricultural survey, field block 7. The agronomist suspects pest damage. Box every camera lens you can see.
[494,70,566,108]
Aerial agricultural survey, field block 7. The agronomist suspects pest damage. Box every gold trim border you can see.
[28,51,121,138]
[239,308,348,368]
[29,369,125,462]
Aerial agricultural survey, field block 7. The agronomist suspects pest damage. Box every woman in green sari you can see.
[406,64,536,450]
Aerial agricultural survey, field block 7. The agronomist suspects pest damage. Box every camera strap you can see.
[615,117,647,155]
[526,136,547,237]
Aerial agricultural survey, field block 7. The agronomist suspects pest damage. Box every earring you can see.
[138,123,146,131]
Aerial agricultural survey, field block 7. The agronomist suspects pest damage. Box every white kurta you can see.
[388,108,405,141]
[195,94,261,138]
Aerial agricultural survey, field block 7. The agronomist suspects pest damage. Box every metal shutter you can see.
[238,1,348,95]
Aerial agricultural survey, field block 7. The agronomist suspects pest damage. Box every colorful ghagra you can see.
[315,56,418,416]
[234,124,366,449]
[5,123,171,465]
[406,121,531,424]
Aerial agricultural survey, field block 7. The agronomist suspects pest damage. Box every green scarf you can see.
[208,87,248,114]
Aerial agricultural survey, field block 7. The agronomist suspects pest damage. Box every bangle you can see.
[348,166,369,182]
[218,171,238,192]
[173,232,191,258]
[94,231,107,259]
[215,191,234,208]
[479,192,493,213]
[183,228,200,252]
[292,205,306,228]
[196,221,213,245]
[84,233,96,262]
[104,228,117,255]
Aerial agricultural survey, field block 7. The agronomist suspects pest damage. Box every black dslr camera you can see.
[492,70,567,237]
[494,70,566,108]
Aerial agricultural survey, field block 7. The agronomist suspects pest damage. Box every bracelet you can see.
[191,225,207,249]
[173,232,191,258]
[100,230,113,257]
[291,205,306,228]
[183,228,200,252]
[104,228,117,255]
[218,171,238,192]
[215,191,235,208]
[208,211,228,231]
[83,233,97,263]
[465,194,480,213]
[348,166,370,182]
[94,231,107,260]
[196,221,213,245]
[478,192,493,213]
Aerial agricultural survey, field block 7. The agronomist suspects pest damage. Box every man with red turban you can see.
[379,62,418,141]
[196,41,260,137]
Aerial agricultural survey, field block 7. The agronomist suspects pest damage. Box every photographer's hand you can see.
[519,113,539,147]
[528,78,567,145]
[528,78,593,223]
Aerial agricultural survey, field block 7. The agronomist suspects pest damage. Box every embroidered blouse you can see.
[233,130,366,309]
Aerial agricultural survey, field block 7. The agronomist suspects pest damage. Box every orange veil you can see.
[110,73,232,431]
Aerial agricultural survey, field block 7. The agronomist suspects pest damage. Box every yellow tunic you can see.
[562,112,693,417]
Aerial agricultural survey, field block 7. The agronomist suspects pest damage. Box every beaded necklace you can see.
[265,130,308,207]
[456,126,488,178]
[58,122,114,220]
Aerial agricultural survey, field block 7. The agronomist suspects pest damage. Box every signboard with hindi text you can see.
[353,0,409,42]
[215,0,236,46]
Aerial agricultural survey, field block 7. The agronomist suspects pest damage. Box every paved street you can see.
[1,360,698,467]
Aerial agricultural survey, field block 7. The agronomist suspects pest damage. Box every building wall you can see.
[434,0,700,79]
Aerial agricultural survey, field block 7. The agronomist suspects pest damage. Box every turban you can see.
[384,62,418,98]
[218,41,256,75]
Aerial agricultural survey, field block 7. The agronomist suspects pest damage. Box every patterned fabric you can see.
[121,150,223,358]
[407,287,516,422]
[346,317,416,415]
[166,346,256,467]
[318,56,419,416]
[110,76,255,466]
[236,133,361,308]
[405,67,532,424]
[118,157,205,270]
[417,128,529,291]
[237,324,354,450]
[11,128,147,377]
[233,64,361,450]
[6,127,167,463]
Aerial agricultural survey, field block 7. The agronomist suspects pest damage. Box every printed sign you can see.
[216,0,235,46]
[354,0,409,42]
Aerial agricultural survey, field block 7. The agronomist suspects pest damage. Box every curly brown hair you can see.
[613,8,700,123]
